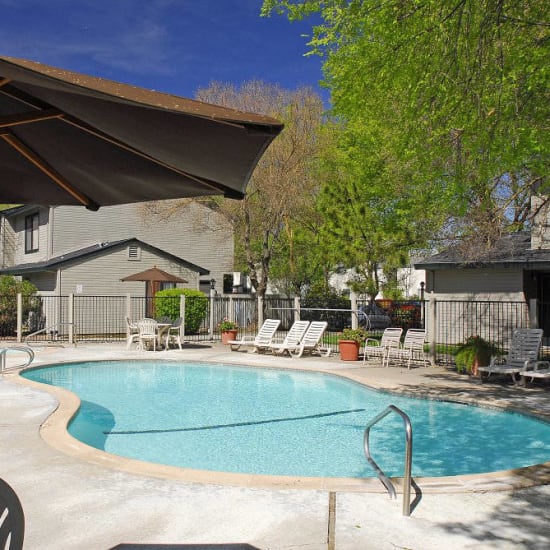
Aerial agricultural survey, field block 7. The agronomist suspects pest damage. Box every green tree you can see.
[196,81,326,300]
[263,0,549,252]
[0,276,40,334]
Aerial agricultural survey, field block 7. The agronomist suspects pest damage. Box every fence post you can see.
[68,293,74,345]
[350,291,358,329]
[16,293,22,343]
[179,294,186,339]
[294,296,300,322]
[257,295,264,327]
[428,292,436,366]
[529,298,538,328]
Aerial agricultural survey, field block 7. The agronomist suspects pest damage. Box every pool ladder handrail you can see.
[364,404,413,516]
[0,346,34,372]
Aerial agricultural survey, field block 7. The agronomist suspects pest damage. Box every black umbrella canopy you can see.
[0,56,283,210]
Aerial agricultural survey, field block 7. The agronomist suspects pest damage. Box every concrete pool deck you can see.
[1,342,550,549]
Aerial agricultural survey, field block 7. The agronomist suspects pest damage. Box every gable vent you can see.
[128,245,141,261]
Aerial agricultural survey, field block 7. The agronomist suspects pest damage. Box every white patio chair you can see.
[386,328,428,369]
[362,327,403,367]
[479,328,543,384]
[164,317,183,350]
[290,321,331,358]
[229,319,281,353]
[136,318,159,351]
[268,321,310,356]
[126,317,140,350]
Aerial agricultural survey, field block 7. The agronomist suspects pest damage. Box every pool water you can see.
[23,361,550,479]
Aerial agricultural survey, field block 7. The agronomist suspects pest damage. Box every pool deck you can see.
[2,341,550,549]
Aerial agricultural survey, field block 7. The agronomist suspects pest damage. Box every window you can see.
[25,212,39,253]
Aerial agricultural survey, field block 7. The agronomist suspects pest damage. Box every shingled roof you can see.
[415,231,550,270]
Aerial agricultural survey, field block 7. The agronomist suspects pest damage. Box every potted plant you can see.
[218,318,239,345]
[454,336,497,376]
[338,327,368,361]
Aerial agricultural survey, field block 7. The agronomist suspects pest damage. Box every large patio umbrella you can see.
[0,56,283,210]
[121,266,188,317]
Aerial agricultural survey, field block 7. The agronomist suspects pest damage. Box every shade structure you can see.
[0,56,283,210]
[121,266,188,285]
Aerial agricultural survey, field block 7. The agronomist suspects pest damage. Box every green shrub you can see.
[154,288,208,334]
[0,275,41,334]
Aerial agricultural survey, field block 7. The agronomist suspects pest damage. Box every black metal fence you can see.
[0,292,541,364]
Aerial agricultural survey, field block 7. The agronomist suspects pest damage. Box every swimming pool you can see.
[23,360,550,479]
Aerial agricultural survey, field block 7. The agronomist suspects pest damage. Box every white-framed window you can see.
[25,212,39,253]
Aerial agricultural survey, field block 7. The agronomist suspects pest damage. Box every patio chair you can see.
[229,319,281,353]
[386,328,428,369]
[268,320,310,356]
[0,477,25,550]
[164,317,183,350]
[478,328,543,384]
[362,327,403,367]
[290,321,331,358]
[136,318,159,351]
[125,317,140,350]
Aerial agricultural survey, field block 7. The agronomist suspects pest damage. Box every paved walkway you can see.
[1,342,550,549]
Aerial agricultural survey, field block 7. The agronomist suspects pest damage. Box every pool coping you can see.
[7,356,550,494]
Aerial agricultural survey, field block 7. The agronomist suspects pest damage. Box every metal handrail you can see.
[24,322,75,344]
[364,405,413,516]
[0,346,34,371]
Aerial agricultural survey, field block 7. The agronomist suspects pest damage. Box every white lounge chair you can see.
[362,327,403,366]
[478,328,543,384]
[228,319,281,353]
[268,321,310,356]
[290,321,331,358]
[520,360,550,386]
[386,328,428,369]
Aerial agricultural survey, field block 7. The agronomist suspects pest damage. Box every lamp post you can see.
[420,281,425,327]
[209,279,216,339]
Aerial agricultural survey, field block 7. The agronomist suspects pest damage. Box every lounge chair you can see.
[290,321,331,357]
[520,361,550,386]
[0,477,25,550]
[362,327,403,366]
[478,328,543,384]
[268,320,310,356]
[386,328,428,369]
[228,319,281,353]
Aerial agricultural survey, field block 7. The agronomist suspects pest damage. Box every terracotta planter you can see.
[221,329,238,345]
[339,340,360,361]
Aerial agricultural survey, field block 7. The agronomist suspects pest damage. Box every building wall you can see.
[50,202,233,289]
[12,207,50,265]
[427,268,525,300]
[57,246,201,296]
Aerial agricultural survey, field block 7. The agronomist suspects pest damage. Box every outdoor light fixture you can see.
[210,279,216,290]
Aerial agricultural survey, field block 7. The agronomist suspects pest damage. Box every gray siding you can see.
[58,246,201,296]
[51,202,233,287]
[12,207,50,265]
[430,268,524,301]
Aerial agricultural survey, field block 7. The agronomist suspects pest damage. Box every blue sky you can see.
[1,0,327,103]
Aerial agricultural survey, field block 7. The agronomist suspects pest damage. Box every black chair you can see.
[0,478,24,550]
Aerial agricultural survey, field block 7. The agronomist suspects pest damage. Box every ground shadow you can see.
[111,545,260,549]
